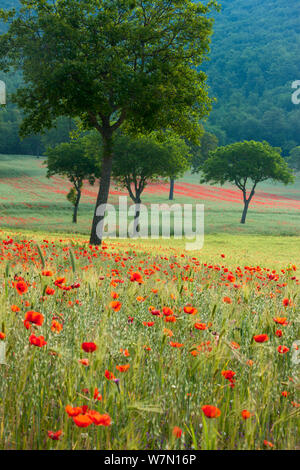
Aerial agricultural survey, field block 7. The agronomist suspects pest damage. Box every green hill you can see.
[205,0,300,153]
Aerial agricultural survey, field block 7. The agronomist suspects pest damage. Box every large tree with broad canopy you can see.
[0,0,218,244]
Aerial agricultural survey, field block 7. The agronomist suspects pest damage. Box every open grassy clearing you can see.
[0,154,299,236]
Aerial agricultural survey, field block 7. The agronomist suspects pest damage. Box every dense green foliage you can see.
[45,140,101,222]
[288,147,300,172]
[111,133,190,203]
[0,0,300,156]
[204,0,300,154]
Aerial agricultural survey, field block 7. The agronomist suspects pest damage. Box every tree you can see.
[191,131,218,173]
[86,132,190,235]
[45,140,100,223]
[288,147,300,172]
[201,141,294,224]
[0,0,218,244]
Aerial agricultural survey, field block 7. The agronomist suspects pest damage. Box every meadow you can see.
[0,230,299,450]
[0,154,299,450]
[0,154,299,236]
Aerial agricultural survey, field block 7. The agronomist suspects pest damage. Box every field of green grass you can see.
[0,154,299,237]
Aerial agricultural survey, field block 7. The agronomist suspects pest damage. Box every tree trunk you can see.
[133,197,141,236]
[169,178,175,200]
[240,186,256,224]
[89,132,113,245]
[73,190,81,224]
[240,201,249,224]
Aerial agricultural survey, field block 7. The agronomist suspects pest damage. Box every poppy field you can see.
[0,231,299,450]
[0,154,300,236]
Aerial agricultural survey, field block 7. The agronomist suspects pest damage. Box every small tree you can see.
[288,147,300,172]
[45,141,100,223]
[111,133,190,234]
[201,140,294,224]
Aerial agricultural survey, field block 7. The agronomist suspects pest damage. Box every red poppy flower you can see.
[16,280,28,295]
[29,334,47,347]
[88,411,111,426]
[45,287,55,295]
[172,426,182,438]
[65,405,83,417]
[170,341,184,348]
[150,308,161,316]
[277,345,289,354]
[54,277,66,287]
[109,301,122,312]
[143,321,155,327]
[194,323,207,330]
[130,272,144,283]
[163,307,174,316]
[116,364,130,373]
[202,405,221,418]
[263,440,274,448]
[241,409,251,420]
[73,414,93,428]
[0,332,6,340]
[24,311,44,327]
[282,298,292,307]
[165,315,176,323]
[184,305,197,315]
[93,388,102,401]
[253,334,268,343]
[78,358,89,366]
[105,370,116,380]
[51,320,63,333]
[11,305,20,312]
[273,317,288,325]
[42,270,54,277]
[221,370,236,380]
[81,342,97,353]
[47,430,62,440]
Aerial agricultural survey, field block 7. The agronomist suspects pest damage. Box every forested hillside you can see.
[0,0,300,154]
[205,0,300,154]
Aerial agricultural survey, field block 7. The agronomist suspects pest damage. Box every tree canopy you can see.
[45,140,101,223]
[112,132,190,202]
